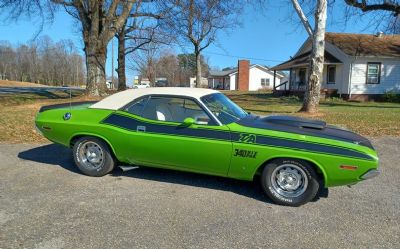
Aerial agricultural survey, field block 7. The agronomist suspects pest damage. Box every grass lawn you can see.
[0,79,47,87]
[0,90,399,143]
[0,91,97,143]
[225,92,400,137]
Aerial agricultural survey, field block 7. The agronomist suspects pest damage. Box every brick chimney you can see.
[237,60,250,90]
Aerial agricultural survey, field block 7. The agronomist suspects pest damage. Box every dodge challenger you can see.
[35,88,380,206]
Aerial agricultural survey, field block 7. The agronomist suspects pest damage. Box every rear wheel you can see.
[261,158,320,206]
[73,136,115,177]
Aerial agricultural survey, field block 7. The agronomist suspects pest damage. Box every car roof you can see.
[89,87,219,110]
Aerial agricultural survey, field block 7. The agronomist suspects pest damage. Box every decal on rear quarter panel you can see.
[238,134,256,144]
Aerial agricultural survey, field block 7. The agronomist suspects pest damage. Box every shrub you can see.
[383,90,400,103]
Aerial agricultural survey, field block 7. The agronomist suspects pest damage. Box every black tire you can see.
[72,136,116,177]
[261,158,320,206]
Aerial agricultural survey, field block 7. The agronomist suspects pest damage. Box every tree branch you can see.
[291,0,314,37]
[345,0,400,16]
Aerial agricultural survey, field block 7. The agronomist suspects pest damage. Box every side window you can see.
[327,66,336,84]
[141,96,215,125]
[123,97,148,116]
[261,78,270,87]
[366,62,381,84]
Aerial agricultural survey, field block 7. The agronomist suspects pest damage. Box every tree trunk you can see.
[117,28,127,91]
[299,0,327,113]
[85,44,108,96]
[195,49,202,88]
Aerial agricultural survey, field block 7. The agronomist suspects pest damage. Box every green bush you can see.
[383,90,400,103]
[323,97,346,103]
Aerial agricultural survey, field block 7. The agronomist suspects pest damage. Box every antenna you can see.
[69,88,72,109]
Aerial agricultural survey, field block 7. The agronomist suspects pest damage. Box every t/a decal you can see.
[234,149,258,159]
[238,134,256,144]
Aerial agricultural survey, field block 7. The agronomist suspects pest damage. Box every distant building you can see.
[189,77,208,88]
[208,60,286,91]
[106,80,113,89]
[136,77,168,87]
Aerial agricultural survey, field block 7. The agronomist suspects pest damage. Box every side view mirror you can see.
[182,117,195,126]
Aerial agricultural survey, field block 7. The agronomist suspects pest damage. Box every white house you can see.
[208,60,286,91]
[189,77,208,88]
[271,32,400,100]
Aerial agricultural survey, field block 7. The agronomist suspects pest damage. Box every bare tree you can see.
[128,41,162,86]
[345,0,399,14]
[291,0,327,113]
[115,0,164,90]
[0,36,85,85]
[160,0,242,88]
[0,0,137,96]
[344,0,400,33]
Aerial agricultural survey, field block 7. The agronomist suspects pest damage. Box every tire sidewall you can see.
[261,159,319,206]
[73,137,115,177]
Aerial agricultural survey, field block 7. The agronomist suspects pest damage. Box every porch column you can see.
[273,70,276,90]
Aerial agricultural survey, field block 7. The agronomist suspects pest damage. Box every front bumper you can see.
[361,169,381,180]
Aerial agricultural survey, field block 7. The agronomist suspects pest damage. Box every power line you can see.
[201,51,285,63]
[174,44,286,64]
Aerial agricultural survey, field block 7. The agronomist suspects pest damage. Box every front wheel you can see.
[73,136,116,177]
[261,159,320,206]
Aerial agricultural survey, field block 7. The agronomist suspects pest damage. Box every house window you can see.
[327,66,336,84]
[366,62,381,84]
[261,78,270,87]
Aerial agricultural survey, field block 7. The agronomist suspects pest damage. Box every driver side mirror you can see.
[182,117,195,126]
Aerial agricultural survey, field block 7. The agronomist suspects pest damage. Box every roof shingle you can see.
[325,32,400,57]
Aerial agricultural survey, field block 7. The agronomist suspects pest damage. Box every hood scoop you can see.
[261,115,327,130]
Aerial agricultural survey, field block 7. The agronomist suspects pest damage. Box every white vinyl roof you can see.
[90,87,219,110]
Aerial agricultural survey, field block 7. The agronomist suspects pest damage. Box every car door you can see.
[114,95,232,176]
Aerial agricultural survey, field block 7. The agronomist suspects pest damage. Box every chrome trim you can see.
[361,169,380,180]
[34,125,43,135]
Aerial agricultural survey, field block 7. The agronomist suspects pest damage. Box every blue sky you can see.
[0,2,376,85]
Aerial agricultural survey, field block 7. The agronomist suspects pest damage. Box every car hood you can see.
[236,115,374,149]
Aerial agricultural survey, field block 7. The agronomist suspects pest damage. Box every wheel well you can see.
[70,135,117,160]
[255,157,325,185]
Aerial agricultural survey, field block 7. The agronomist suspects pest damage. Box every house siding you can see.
[229,66,283,91]
[349,57,400,94]
[248,66,281,91]
[229,74,236,90]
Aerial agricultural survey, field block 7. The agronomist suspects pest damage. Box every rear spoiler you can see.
[39,101,97,113]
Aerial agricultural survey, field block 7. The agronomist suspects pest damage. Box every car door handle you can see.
[137,126,146,132]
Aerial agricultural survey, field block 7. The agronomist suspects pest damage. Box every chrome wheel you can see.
[78,141,105,170]
[270,164,308,198]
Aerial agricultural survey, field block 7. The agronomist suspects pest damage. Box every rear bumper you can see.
[361,169,381,180]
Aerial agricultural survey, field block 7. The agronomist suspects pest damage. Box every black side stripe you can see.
[101,113,373,161]
[101,113,231,141]
[230,133,373,161]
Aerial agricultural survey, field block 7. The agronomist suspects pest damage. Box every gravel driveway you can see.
[1,137,399,249]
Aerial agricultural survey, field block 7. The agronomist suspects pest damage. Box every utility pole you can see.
[76,57,79,86]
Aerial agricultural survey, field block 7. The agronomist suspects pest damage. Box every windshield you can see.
[201,93,248,125]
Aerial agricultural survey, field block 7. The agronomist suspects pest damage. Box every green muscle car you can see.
[35,88,380,206]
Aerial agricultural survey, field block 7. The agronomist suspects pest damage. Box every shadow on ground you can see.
[18,143,327,204]
[18,143,80,174]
